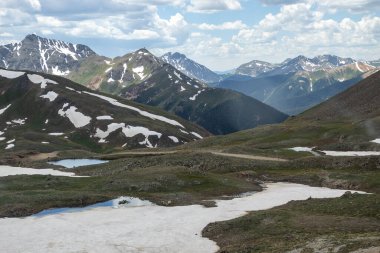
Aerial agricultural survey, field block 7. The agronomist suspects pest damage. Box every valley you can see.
[0,23,379,253]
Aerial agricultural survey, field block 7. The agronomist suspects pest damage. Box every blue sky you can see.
[0,0,379,70]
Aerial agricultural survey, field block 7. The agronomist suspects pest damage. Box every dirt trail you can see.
[209,152,288,162]
[27,151,59,161]
[100,150,288,162]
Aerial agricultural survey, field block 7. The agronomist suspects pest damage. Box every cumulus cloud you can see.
[198,21,247,30]
[260,0,302,5]
[260,0,380,12]
[0,0,379,70]
[186,0,241,13]
[317,0,380,12]
[0,8,35,26]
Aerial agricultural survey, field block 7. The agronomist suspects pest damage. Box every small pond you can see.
[48,159,109,168]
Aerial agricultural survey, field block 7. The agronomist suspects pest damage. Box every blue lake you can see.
[48,159,109,168]
[32,197,153,217]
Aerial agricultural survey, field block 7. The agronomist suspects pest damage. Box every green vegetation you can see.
[203,194,380,253]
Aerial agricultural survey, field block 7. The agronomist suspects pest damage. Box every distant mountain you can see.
[235,55,357,78]
[69,48,288,135]
[235,60,276,77]
[0,35,288,135]
[160,52,221,84]
[219,62,378,115]
[0,34,96,75]
[190,70,380,154]
[0,68,209,152]
[298,70,380,122]
[369,59,380,67]
[214,69,236,75]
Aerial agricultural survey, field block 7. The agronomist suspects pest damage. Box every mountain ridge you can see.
[0,34,96,76]
[0,68,209,152]
[160,52,221,84]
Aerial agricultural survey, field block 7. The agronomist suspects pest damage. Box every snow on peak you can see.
[132,66,146,80]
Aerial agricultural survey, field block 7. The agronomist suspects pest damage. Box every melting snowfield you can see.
[0,183,364,253]
[0,165,81,177]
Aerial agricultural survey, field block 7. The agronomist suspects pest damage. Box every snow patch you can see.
[0,183,365,253]
[191,132,203,139]
[48,133,64,136]
[322,150,380,157]
[289,147,314,152]
[84,91,184,128]
[173,71,182,80]
[58,105,91,128]
[40,91,58,102]
[132,66,146,80]
[95,123,162,148]
[189,89,205,101]
[8,118,26,125]
[96,115,114,120]
[0,69,25,79]
[27,74,58,89]
[52,66,70,76]
[119,63,127,83]
[168,136,179,143]
[371,138,380,144]
[0,104,11,115]
[355,62,364,72]
[0,165,80,177]
[5,144,14,150]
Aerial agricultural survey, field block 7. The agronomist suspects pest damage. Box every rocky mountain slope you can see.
[298,70,380,122]
[161,52,221,84]
[0,68,209,153]
[0,34,96,76]
[69,48,288,135]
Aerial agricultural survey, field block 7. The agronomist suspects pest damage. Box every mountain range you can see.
[0,68,209,152]
[1,34,378,133]
[0,35,288,135]
[218,55,378,115]
[190,70,380,154]
[0,34,95,75]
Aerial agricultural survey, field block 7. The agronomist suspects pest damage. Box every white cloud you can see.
[260,0,302,5]
[28,0,41,11]
[198,20,247,30]
[153,13,189,45]
[317,0,380,12]
[0,32,13,37]
[125,30,160,40]
[187,0,241,13]
[0,8,35,26]
[36,15,64,27]
[258,3,323,32]
[260,0,380,12]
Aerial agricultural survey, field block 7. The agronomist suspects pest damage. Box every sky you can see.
[0,0,379,71]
